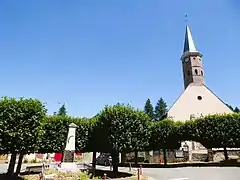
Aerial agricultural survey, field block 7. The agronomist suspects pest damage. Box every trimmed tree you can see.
[154,98,168,121]
[149,120,181,165]
[39,116,90,154]
[0,97,46,175]
[185,113,240,160]
[92,104,151,172]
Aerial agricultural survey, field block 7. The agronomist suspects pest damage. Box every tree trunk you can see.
[92,152,96,169]
[145,151,150,163]
[134,151,138,164]
[15,153,24,175]
[163,149,167,165]
[111,151,119,172]
[224,147,229,160]
[7,152,17,175]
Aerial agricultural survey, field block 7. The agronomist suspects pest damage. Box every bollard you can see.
[140,165,142,175]
[104,173,107,180]
[110,162,112,171]
[129,162,132,172]
[137,168,141,180]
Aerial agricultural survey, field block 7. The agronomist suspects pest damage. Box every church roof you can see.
[183,25,198,53]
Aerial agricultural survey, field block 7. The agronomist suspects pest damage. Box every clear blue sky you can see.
[0,0,239,117]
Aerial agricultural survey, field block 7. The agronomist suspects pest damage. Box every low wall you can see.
[122,149,240,164]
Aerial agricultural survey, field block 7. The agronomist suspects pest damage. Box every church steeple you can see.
[183,26,198,53]
[181,25,204,89]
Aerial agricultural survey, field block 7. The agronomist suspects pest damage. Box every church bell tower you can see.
[181,26,204,89]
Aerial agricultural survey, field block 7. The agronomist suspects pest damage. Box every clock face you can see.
[184,58,189,63]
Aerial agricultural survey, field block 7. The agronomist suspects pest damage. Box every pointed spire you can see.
[183,25,198,53]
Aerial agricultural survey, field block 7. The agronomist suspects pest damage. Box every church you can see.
[167,25,233,122]
[165,25,234,161]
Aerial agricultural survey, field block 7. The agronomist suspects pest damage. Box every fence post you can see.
[104,173,107,180]
[138,168,141,180]
[140,165,142,175]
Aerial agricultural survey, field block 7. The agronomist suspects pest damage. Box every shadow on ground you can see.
[119,160,240,168]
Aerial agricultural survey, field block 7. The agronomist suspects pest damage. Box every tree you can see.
[182,113,240,160]
[58,104,67,116]
[0,97,46,176]
[225,103,234,111]
[225,103,239,113]
[144,98,154,120]
[234,107,240,113]
[154,98,168,121]
[38,116,90,153]
[149,120,181,165]
[91,104,151,172]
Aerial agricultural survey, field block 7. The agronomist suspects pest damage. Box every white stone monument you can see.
[62,123,77,163]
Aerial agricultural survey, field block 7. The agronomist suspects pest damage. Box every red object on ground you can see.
[54,152,63,162]
[76,152,82,156]
[103,173,107,180]
[138,169,141,180]
[159,156,163,163]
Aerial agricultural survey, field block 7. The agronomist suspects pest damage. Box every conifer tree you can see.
[154,98,168,121]
[58,104,67,116]
[144,98,154,120]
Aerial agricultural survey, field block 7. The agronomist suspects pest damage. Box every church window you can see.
[197,96,202,100]
[201,70,203,76]
[193,57,196,60]
[188,71,190,76]
[199,58,202,61]
[195,69,198,75]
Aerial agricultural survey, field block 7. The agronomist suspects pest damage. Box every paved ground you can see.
[0,163,34,174]
[141,167,240,180]
[0,163,239,180]
[97,165,240,180]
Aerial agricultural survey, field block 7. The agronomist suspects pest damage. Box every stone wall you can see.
[213,151,240,162]
[166,150,189,163]
[122,150,240,164]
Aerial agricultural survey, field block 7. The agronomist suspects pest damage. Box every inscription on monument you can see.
[63,150,74,162]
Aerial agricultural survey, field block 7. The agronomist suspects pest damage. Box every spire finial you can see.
[184,14,188,25]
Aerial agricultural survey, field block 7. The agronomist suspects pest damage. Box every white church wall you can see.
[167,84,232,122]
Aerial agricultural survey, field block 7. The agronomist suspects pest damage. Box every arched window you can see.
[195,69,198,75]
[188,71,190,76]
[201,70,203,76]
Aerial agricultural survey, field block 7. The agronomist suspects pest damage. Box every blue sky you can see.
[0,0,239,117]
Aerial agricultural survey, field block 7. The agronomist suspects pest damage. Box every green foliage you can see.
[2,95,240,159]
[193,113,240,148]
[149,120,181,150]
[226,103,234,111]
[0,97,46,154]
[225,103,239,113]
[58,104,67,116]
[234,107,240,113]
[154,98,168,121]
[38,116,91,153]
[144,98,154,120]
[92,104,151,153]
[38,115,69,153]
